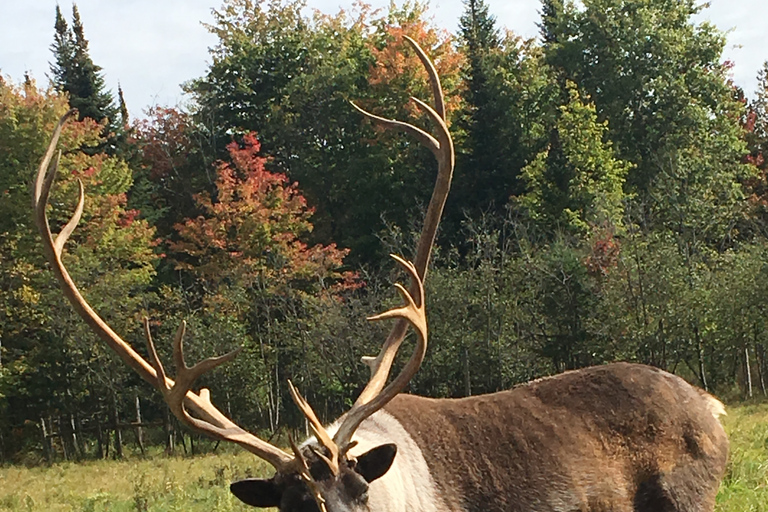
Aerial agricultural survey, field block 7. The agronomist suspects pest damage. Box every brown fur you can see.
[383,363,728,512]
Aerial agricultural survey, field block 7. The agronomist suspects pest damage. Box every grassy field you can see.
[0,450,273,512]
[1,403,767,511]
[717,402,768,512]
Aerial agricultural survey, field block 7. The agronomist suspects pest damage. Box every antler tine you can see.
[35,112,296,472]
[139,319,297,469]
[287,380,340,475]
[403,35,445,120]
[289,436,329,512]
[349,36,453,416]
[348,101,440,157]
[333,255,427,450]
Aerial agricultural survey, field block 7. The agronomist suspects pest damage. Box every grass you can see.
[717,402,768,511]
[0,450,273,512]
[1,403,767,511]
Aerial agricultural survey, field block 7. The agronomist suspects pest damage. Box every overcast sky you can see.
[1,0,766,118]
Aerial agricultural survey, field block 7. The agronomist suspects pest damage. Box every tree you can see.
[743,62,768,228]
[188,0,464,265]
[49,5,74,92]
[541,0,748,208]
[170,132,360,429]
[129,106,214,239]
[172,132,354,293]
[0,78,158,460]
[49,4,118,141]
[520,82,630,235]
[455,0,513,213]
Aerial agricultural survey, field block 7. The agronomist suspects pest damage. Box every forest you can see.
[2,0,768,464]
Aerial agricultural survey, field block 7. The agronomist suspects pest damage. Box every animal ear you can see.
[355,443,398,483]
[230,478,283,507]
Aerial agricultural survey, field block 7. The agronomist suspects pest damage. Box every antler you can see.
[33,109,296,472]
[263,36,452,487]
[287,380,340,475]
[349,36,453,403]
[333,255,427,450]
[329,36,454,448]
[34,34,452,501]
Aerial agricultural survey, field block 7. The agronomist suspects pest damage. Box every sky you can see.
[1,0,766,118]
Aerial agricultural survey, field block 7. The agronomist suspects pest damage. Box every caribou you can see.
[33,37,728,512]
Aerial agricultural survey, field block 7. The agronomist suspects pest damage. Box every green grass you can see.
[717,402,768,511]
[0,450,273,512]
[1,403,767,511]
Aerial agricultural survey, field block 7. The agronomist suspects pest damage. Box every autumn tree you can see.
[170,132,359,428]
[128,106,214,238]
[743,63,768,229]
[172,132,353,292]
[0,78,158,459]
[188,0,465,264]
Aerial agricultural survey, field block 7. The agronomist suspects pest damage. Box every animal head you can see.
[33,35,452,512]
[231,443,397,511]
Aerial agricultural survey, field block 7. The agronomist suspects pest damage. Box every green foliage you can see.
[542,0,747,205]
[521,82,630,234]
[188,0,464,263]
[453,2,554,230]
[48,4,119,149]
[0,79,158,461]
[4,0,768,469]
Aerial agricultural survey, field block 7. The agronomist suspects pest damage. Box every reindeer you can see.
[33,37,727,512]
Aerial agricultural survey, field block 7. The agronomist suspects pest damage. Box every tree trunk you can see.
[753,326,766,397]
[58,417,69,461]
[463,345,472,396]
[757,343,767,397]
[69,415,81,460]
[135,395,145,456]
[745,346,753,399]
[179,431,188,455]
[694,327,708,391]
[96,415,105,459]
[164,407,174,455]
[111,394,123,459]
[40,417,52,463]
[75,413,86,457]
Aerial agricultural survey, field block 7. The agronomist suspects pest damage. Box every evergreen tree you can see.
[49,5,73,89]
[745,63,768,173]
[117,83,129,127]
[539,0,567,45]
[459,0,499,52]
[520,82,630,235]
[49,4,118,136]
[453,0,535,227]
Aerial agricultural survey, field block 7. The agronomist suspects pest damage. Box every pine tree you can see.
[117,83,129,127]
[49,4,117,131]
[747,62,768,171]
[453,0,527,223]
[539,0,566,45]
[49,5,74,89]
[459,0,499,53]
